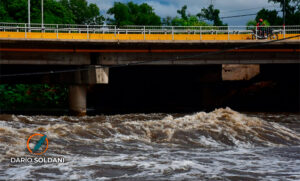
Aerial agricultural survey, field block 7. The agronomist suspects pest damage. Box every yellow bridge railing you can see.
[0,23,299,41]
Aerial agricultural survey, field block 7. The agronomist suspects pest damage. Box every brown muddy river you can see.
[0,108,300,180]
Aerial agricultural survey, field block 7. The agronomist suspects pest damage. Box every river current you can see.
[0,108,300,180]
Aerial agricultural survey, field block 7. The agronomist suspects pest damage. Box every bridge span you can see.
[0,23,300,115]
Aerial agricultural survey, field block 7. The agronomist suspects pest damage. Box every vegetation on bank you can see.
[0,84,68,110]
[0,0,299,111]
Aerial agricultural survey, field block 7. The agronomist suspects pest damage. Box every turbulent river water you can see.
[0,108,300,180]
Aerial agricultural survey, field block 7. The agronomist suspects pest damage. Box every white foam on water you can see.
[1,108,300,180]
[4,165,33,179]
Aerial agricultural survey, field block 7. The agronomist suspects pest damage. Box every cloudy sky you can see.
[88,0,282,25]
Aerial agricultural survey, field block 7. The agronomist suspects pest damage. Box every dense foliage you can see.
[248,0,300,25]
[0,84,68,110]
[107,2,161,26]
[0,0,103,24]
[162,5,210,26]
[197,5,227,26]
[255,9,281,25]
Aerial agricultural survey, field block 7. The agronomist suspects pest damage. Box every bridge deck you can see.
[0,38,299,65]
[1,32,300,41]
[1,23,299,41]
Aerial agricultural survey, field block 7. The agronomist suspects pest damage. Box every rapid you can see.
[0,108,300,180]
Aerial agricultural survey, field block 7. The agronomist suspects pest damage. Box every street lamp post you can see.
[41,0,44,28]
[283,0,286,26]
[28,0,44,28]
[283,0,286,38]
[28,0,30,27]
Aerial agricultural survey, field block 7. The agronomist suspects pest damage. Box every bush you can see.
[0,84,68,110]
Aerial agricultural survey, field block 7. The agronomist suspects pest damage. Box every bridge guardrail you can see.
[0,22,299,41]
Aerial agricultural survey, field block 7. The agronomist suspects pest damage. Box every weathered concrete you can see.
[0,39,299,65]
[61,67,109,84]
[222,65,260,80]
[97,52,300,65]
[69,85,87,116]
[0,52,90,65]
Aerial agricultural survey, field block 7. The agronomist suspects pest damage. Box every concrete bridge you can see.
[0,23,300,115]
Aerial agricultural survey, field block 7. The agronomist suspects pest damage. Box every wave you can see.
[0,108,299,154]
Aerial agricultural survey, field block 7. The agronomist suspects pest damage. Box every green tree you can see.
[0,2,11,22]
[162,16,173,26]
[0,0,103,24]
[197,5,227,26]
[246,20,257,27]
[42,0,75,24]
[170,16,208,26]
[255,8,282,25]
[107,1,161,26]
[267,0,300,25]
[0,0,28,23]
[61,0,104,24]
[268,0,300,7]
[0,0,74,24]
[162,5,209,26]
[0,84,68,110]
[177,5,188,20]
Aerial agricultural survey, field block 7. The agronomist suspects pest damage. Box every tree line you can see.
[0,0,226,26]
[247,0,300,26]
[2,0,298,26]
[0,0,103,24]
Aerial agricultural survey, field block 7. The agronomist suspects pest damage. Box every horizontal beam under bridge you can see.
[0,48,299,53]
[0,39,299,65]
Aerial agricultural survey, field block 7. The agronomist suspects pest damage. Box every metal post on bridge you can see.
[172,26,174,40]
[28,0,30,29]
[283,25,286,39]
[25,24,27,39]
[144,26,146,40]
[56,24,58,39]
[200,26,202,40]
[41,0,44,28]
[114,26,116,39]
[228,26,230,40]
[87,25,89,39]
[255,26,258,40]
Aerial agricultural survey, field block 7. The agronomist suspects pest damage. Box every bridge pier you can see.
[68,67,109,116]
[222,64,260,81]
[69,85,87,116]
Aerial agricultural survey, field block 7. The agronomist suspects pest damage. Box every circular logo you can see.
[27,133,48,155]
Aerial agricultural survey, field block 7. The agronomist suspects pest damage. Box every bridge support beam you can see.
[222,64,260,81]
[69,85,87,116]
[68,67,109,116]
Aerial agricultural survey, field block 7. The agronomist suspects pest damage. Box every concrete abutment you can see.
[68,67,109,116]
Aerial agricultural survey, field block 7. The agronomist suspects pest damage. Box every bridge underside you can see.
[0,39,299,115]
[0,39,299,65]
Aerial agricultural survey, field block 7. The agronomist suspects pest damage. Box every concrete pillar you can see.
[67,67,109,116]
[69,85,87,116]
[222,64,260,81]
